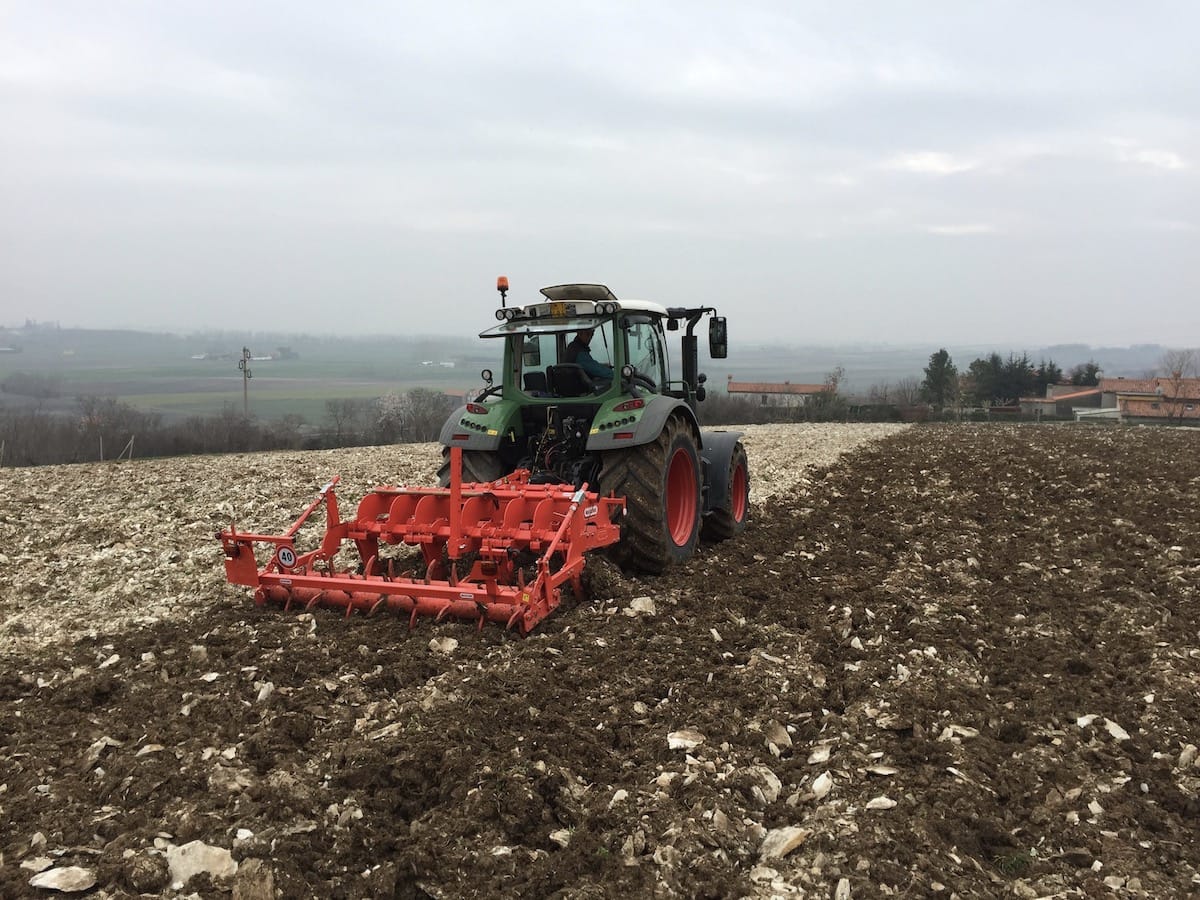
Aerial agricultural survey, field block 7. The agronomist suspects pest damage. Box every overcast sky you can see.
[1,2,1197,346]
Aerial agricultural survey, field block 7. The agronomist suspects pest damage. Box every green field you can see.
[124,384,414,421]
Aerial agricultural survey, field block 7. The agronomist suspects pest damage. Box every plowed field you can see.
[2,423,1199,899]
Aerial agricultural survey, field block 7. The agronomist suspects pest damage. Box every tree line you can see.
[915,347,1197,409]
[916,350,1103,408]
[0,388,460,467]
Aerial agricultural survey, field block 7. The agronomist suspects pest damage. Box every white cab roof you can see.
[539,283,669,317]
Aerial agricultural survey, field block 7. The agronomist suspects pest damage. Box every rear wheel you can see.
[599,416,702,574]
[437,448,503,486]
[702,441,749,541]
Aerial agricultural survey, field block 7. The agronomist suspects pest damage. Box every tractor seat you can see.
[546,364,595,397]
[523,371,549,394]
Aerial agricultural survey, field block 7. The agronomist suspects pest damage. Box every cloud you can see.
[886,152,978,176]
[1108,139,1188,171]
[924,223,997,236]
[1138,219,1197,232]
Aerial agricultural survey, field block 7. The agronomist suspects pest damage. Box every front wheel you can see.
[599,416,702,574]
[703,441,749,541]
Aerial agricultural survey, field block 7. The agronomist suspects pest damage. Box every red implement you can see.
[217,448,625,634]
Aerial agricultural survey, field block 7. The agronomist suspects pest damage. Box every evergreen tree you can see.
[1068,360,1102,386]
[1034,358,1063,395]
[920,349,959,408]
[999,352,1037,403]
[966,353,1004,404]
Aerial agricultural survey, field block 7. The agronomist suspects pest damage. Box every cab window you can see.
[515,322,615,396]
[516,333,558,395]
[564,324,613,368]
[624,319,667,389]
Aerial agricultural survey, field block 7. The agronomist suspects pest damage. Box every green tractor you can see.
[438,280,749,574]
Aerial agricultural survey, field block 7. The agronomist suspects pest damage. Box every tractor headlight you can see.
[595,301,619,315]
[495,308,507,320]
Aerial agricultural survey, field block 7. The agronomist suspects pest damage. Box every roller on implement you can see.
[219,278,750,633]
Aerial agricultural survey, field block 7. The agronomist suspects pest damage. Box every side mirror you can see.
[708,316,728,359]
[522,339,541,367]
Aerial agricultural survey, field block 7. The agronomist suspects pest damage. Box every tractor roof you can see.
[482,284,670,337]
[538,283,669,317]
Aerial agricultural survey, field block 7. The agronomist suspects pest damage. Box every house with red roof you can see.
[725,376,828,407]
[1099,376,1200,424]
[1018,384,1103,419]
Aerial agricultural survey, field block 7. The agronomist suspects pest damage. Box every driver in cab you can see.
[564,328,613,386]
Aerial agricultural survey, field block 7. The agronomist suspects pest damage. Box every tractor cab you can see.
[481,290,665,402]
[477,282,724,409]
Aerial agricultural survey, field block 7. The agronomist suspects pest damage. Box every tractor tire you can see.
[702,440,750,541]
[437,448,503,487]
[599,416,702,575]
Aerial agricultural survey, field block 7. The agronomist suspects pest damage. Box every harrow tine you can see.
[369,597,385,616]
[409,607,420,631]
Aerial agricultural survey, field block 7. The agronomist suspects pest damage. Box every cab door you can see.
[624,317,668,391]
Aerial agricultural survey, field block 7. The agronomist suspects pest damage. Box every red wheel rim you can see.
[730,461,748,523]
[666,447,698,546]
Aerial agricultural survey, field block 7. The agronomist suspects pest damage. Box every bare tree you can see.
[1159,347,1198,379]
[376,391,405,443]
[895,376,923,407]
[1158,348,1198,424]
[805,367,847,421]
[324,399,372,445]
[397,389,460,442]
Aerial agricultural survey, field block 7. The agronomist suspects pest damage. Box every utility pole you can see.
[238,346,253,416]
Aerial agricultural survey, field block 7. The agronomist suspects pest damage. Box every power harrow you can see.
[218,448,625,634]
